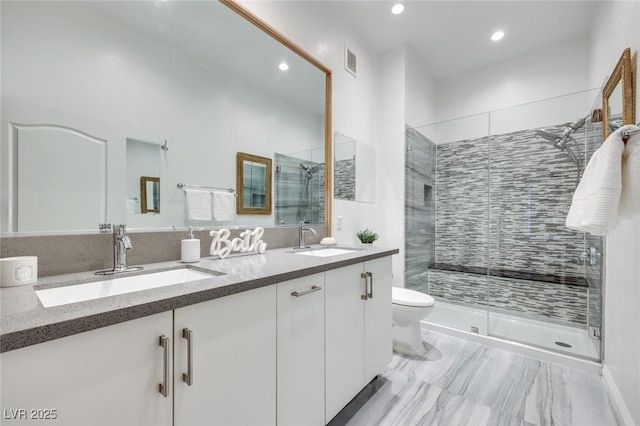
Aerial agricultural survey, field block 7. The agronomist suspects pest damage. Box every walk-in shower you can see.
[274,150,324,226]
[405,89,604,363]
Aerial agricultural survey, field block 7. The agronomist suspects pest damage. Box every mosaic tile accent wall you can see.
[274,153,324,225]
[405,125,436,292]
[334,159,356,200]
[436,123,588,279]
[428,269,588,325]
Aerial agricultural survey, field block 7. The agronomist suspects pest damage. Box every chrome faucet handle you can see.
[122,235,132,250]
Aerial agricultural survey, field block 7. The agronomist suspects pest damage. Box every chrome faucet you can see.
[113,224,132,272]
[297,221,317,249]
[96,224,143,275]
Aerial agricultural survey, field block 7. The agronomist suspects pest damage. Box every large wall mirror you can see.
[334,132,376,203]
[603,47,635,139]
[1,0,332,234]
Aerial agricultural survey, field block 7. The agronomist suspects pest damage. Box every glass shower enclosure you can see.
[405,90,603,361]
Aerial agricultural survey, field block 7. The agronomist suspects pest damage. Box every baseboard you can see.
[602,365,636,426]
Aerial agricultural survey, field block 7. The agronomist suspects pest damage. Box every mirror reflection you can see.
[1,0,328,233]
[274,148,324,225]
[126,138,160,215]
[140,177,160,214]
[236,152,272,215]
[6,124,107,232]
[334,132,376,203]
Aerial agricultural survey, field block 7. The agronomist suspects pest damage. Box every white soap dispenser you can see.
[181,227,200,263]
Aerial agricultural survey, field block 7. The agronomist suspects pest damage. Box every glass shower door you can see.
[407,114,491,335]
[487,90,602,360]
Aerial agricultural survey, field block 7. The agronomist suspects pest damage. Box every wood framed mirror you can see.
[236,152,272,215]
[602,47,635,139]
[140,176,160,214]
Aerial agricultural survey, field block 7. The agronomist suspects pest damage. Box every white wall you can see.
[588,2,640,425]
[376,46,407,285]
[433,37,593,123]
[404,46,438,128]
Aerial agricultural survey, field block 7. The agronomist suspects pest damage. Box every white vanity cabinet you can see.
[173,285,276,426]
[0,311,174,426]
[276,273,325,426]
[0,253,396,426]
[324,256,393,422]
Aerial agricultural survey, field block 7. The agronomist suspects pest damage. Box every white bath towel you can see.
[566,126,627,235]
[619,126,640,219]
[212,191,235,222]
[185,188,212,221]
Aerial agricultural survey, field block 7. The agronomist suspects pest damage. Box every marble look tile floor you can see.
[329,329,618,426]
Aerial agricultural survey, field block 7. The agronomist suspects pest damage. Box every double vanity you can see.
[0,245,398,426]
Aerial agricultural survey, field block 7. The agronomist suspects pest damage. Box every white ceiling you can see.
[327,1,598,80]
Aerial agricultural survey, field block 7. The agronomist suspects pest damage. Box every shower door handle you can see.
[496,217,502,252]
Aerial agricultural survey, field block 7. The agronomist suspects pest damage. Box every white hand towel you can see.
[212,191,235,222]
[619,126,640,219]
[185,188,212,221]
[566,126,626,235]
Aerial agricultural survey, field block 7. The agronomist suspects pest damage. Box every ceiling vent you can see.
[344,46,357,77]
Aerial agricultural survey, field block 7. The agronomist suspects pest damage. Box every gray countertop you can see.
[0,245,398,353]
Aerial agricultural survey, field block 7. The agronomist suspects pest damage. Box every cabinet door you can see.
[364,256,393,382]
[0,312,173,426]
[324,263,365,422]
[174,285,276,426]
[277,274,325,426]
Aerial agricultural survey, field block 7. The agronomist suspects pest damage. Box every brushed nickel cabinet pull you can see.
[366,271,374,299]
[361,272,368,300]
[291,285,322,297]
[158,335,170,397]
[183,328,193,386]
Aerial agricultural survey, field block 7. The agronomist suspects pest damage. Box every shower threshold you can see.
[422,301,601,374]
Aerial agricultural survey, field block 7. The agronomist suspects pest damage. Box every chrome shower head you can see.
[300,163,319,180]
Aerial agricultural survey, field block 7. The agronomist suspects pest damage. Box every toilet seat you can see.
[392,287,434,307]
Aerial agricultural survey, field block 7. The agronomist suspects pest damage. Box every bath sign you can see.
[209,227,267,259]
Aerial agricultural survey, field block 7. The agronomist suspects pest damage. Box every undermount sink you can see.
[291,247,363,257]
[36,267,224,308]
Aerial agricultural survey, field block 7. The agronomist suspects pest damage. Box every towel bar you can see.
[177,183,236,195]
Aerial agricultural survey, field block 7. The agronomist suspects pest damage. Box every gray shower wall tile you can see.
[274,153,324,225]
[435,136,490,269]
[435,123,595,279]
[428,269,588,326]
[405,125,436,291]
[487,127,585,278]
[335,159,356,200]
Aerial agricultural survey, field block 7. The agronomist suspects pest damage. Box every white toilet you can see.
[392,287,435,355]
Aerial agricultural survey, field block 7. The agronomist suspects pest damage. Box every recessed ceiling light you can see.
[279,62,289,71]
[491,30,505,42]
[391,3,405,15]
